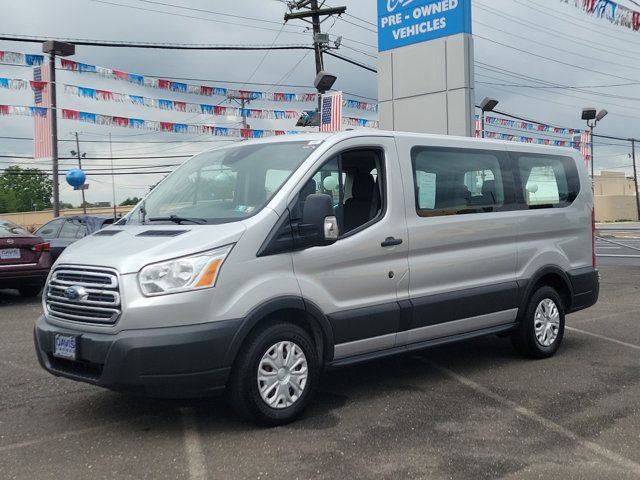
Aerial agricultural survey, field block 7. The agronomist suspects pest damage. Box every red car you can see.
[0,219,52,297]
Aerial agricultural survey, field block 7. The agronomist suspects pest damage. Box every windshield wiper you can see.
[148,215,207,225]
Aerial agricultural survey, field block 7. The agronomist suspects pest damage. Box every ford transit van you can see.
[34,131,599,425]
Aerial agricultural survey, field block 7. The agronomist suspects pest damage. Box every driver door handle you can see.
[381,237,403,247]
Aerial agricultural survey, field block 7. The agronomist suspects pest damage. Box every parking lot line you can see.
[180,408,208,480]
[421,359,640,476]
[566,326,640,351]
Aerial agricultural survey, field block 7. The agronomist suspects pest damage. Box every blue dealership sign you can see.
[377,0,472,52]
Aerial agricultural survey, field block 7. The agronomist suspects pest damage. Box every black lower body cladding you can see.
[34,316,242,398]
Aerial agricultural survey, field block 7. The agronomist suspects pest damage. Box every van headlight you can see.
[138,245,232,296]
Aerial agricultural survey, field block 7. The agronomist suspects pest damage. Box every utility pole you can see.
[631,139,640,222]
[42,41,75,217]
[284,1,346,113]
[227,94,250,129]
[73,132,87,214]
[109,133,117,219]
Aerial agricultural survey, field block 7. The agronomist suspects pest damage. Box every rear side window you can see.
[411,147,506,217]
[513,154,580,208]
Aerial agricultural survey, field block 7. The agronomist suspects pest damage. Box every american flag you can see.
[580,131,591,169]
[319,91,342,132]
[572,132,592,169]
[33,63,52,159]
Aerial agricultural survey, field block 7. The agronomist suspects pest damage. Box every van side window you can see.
[514,154,580,209]
[411,147,505,217]
[298,148,385,236]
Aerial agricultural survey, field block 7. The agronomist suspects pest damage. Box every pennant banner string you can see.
[58,58,379,112]
[62,83,379,128]
[560,0,640,32]
[483,115,583,135]
[0,50,44,66]
[0,105,378,137]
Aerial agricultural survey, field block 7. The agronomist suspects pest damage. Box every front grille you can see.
[46,266,121,325]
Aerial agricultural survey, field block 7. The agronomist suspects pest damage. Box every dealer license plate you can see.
[53,334,77,361]
[0,248,20,260]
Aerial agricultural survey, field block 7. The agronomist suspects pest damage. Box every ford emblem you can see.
[64,285,88,302]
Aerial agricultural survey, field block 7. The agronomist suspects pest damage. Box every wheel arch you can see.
[519,266,573,316]
[224,296,335,367]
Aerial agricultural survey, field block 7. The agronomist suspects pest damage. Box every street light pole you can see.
[109,133,117,219]
[74,132,87,214]
[479,97,499,139]
[42,41,75,217]
[590,123,595,179]
[582,108,608,179]
[48,55,60,217]
[631,139,640,222]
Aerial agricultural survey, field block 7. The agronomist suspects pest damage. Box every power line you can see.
[0,154,192,160]
[131,0,288,26]
[85,0,308,36]
[474,0,637,59]
[474,34,640,83]
[475,63,640,116]
[324,51,377,72]
[474,18,640,69]
[0,34,315,51]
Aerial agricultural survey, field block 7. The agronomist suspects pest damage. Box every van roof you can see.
[202,129,581,157]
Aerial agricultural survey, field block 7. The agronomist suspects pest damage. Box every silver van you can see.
[34,131,599,425]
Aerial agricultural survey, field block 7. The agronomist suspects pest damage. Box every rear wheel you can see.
[18,284,42,297]
[511,286,565,358]
[227,322,319,426]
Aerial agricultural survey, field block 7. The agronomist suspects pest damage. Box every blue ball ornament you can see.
[66,169,86,188]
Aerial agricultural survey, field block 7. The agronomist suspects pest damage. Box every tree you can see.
[0,166,52,212]
[119,197,141,206]
[59,202,75,210]
[0,189,17,213]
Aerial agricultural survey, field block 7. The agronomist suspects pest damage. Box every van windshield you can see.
[129,140,320,225]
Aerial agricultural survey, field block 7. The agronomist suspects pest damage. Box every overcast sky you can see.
[1,0,639,206]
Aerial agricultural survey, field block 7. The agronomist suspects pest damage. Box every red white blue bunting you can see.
[484,115,582,134]
[58,58,379,112]
[60,108,300,138]
[0,104,47,117]
[561,0,640,32]
[0,77,47,91]
[483,131,582,147]
[0,50,44,66]
[63,84,379,127]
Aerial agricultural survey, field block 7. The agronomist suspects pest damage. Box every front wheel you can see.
[511,286,565,358]
[227,322,319,426]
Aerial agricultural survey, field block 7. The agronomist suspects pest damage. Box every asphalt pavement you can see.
[1,265,639,479]
[597,225,640,267]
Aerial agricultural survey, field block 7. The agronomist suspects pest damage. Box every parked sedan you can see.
[34,215,115,261]
[0,219,52,296]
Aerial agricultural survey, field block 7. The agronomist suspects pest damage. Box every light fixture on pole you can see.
[42,40,75,217]
[480,97,499,139]
[581,107,608,178]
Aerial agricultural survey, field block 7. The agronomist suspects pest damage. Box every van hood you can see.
[55,223,247,274]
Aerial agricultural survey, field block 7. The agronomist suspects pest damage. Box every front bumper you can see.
[0,268,50,288]
[34,315,242,398]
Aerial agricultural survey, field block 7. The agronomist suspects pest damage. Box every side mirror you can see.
[301,194,339,246]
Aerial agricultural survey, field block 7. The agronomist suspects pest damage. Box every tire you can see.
[511,286,565,359]
[227,321,319,426]
[18,284,43,297]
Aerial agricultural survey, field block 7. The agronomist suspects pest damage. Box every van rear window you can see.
[513,154,580,209]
